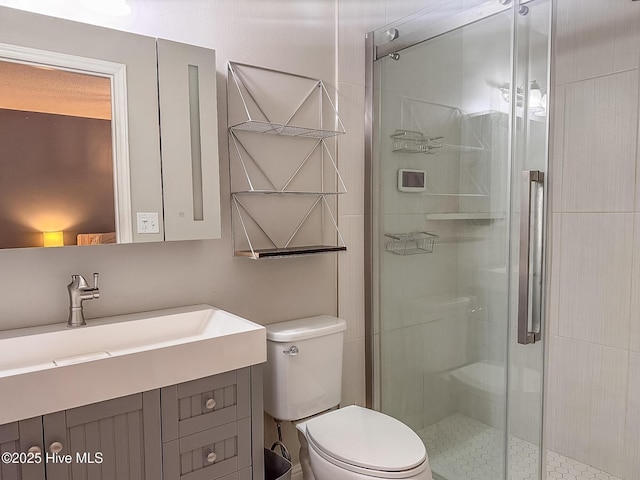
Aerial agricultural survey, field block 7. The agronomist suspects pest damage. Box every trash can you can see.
[264,448,292,480]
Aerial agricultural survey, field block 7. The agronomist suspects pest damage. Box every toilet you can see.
[264,315,433,480]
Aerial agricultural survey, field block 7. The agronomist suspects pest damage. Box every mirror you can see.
[0,58,121,249]
[0,6,221,249]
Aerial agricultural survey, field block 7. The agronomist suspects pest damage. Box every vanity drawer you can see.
[162,418,251,480]
[162,368,251,442]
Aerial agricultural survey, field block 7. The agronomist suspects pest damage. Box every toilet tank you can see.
[264,315,346,421]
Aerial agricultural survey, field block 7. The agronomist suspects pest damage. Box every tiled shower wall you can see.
[547,1,640,478]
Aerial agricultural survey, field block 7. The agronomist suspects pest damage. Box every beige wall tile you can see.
[337,0,385,86]
[552,337,628,476]
[338,214,365,341]
[636,100,640,212]
[630,214,640,353]
[547,213,561,337]
[549,85,565,213]
[625,353,640,480]
[561,71,638,213]
[337,83,365,216]
[589,346,628,477]
[544,335,559,453]
[341,337,366,407]
[555,0,640,85]
[548,0,640,472]
[385,0,438,26]
[547,337,593,461]
[558,213,633,349]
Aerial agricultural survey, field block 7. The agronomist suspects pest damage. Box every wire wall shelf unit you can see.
[227,62,347,259]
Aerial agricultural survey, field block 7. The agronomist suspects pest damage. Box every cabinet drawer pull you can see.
[49,442,64,454]
[205,398,216,410]
[28,446,42,455]
[206,452,217,464]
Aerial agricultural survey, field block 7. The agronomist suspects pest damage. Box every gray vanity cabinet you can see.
[160,368,255,480]
[0,367,263,480]
[0,392,160,480]
[42,391,162,480]
[0,421,22,480]
[0,418,45,480]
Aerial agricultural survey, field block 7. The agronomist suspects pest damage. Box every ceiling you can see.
[0,59,112,120]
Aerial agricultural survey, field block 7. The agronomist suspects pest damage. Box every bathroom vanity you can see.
[0,368,261,480]
[0,306,267,480]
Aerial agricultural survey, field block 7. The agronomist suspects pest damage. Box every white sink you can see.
[0,305,266,424]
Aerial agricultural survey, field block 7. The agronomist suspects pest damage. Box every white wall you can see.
[0,0,339,328]
[547,1,640,478]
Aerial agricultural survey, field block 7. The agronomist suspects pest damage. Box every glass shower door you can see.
[368,1,550,480]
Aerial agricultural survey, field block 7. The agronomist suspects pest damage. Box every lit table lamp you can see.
[43,231,64,247]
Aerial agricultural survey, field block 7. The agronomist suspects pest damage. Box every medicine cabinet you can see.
[0,6,221,249]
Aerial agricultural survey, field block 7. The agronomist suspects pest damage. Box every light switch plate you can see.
[137,212,160,234]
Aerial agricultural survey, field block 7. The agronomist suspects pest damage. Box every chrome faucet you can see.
[67,273,100,327]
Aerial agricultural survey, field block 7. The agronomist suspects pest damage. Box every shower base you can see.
[418,414,622,480]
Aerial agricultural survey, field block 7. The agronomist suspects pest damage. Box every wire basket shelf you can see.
[391,130,443,154]
[385,231,438,255]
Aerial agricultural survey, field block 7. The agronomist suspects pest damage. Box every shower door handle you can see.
[518,170,544,345]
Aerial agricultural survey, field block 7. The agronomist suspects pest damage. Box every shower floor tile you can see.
[417,414,622,480]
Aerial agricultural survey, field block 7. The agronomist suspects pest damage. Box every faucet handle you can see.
[92,273,99,289]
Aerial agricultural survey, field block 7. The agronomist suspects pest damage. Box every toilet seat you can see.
[303,406,429,478]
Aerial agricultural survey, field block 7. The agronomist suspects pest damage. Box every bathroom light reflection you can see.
[498,81,547,117]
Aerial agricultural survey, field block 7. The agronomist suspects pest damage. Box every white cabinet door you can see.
[157,39,221,242]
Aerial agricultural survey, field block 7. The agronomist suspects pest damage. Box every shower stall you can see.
[365,1,551,479]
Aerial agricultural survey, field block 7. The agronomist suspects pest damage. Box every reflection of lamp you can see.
[43,231,64,247]
[499,80,547,116]
[529,80,542,108]
[529,80,547,116]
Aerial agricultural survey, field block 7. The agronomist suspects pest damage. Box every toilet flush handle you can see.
[283,346,299,356]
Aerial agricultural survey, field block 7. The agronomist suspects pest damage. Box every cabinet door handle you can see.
[205,398,216,410]
[28,446,42,455]
[206,452,217,464]
[49,442,64,454]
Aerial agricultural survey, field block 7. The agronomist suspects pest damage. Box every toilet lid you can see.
[305,406,426,472]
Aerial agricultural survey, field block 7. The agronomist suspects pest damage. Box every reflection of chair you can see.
[77,232,117,245]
